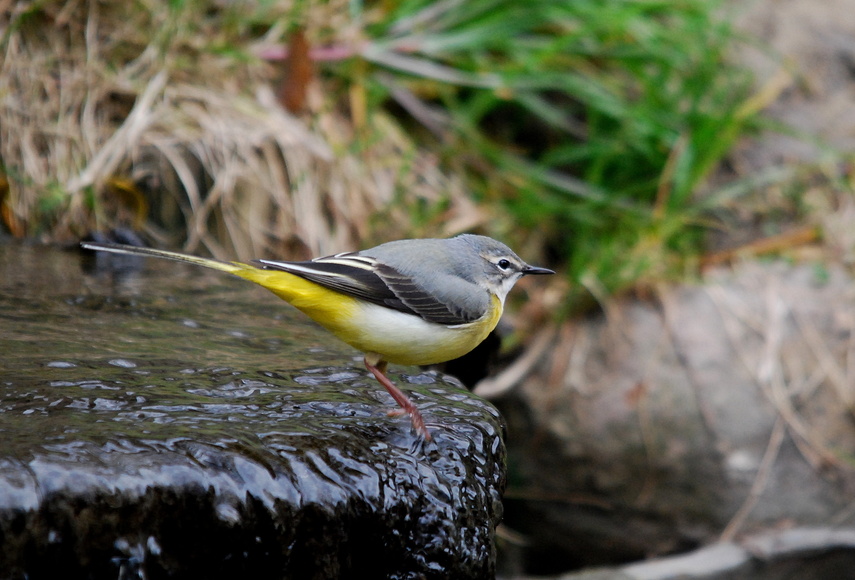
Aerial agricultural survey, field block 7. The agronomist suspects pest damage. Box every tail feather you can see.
[80,242,243,275]
[80,241,345,317]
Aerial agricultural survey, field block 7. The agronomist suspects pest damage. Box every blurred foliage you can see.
[346,0,762,310]
[2,0,769,312]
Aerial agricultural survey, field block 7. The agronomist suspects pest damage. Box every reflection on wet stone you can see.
[0,244,506,579]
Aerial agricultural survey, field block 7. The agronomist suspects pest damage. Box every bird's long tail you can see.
[80,241,329,313]
[80,240,361,345]
[81,241,245,275]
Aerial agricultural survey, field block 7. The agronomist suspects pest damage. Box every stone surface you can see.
[556,527,855,580]
[491,261,855,573]
[0,243,506,579]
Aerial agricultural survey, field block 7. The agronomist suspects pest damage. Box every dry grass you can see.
[0,0,483,258]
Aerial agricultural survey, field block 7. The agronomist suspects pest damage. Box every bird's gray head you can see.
[453,234,554,303]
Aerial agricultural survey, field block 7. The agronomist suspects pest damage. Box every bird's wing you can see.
[256,253,479,325]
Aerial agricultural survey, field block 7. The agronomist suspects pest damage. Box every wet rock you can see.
[0,370,505,579]
[0,243,506,579]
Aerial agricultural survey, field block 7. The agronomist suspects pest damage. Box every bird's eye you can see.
[497,258,511,270]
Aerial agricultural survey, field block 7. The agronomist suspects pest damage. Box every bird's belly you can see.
[334,300,501,366]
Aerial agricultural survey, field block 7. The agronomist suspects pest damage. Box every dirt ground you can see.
[734,0,855,167]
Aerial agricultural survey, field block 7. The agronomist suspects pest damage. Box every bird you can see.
[80,234,554,440]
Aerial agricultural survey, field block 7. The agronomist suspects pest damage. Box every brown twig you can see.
[701,225,820,270]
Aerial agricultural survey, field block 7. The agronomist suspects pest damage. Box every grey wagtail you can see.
[81,234,554,440]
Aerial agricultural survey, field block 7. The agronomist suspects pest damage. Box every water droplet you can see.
[108,359,137,368]
[46,361,76,368]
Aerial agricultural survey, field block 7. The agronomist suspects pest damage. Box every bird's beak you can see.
[523,265,555,276]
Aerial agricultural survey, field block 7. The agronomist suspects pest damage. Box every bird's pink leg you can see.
[364,357,431,441]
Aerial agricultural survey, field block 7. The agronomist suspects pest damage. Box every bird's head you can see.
[455,234,554,304]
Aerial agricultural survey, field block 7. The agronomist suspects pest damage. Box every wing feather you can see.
[256,254,475,325]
